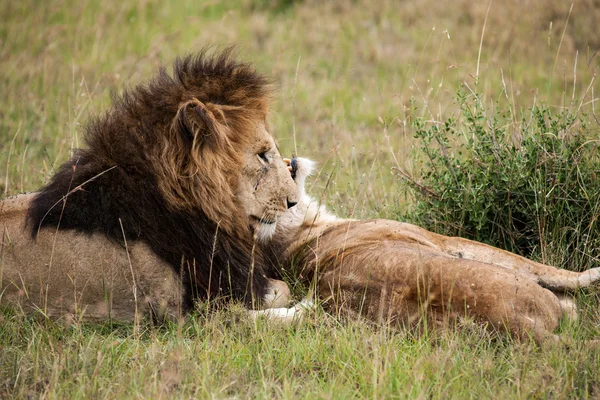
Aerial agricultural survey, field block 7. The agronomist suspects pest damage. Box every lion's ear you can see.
[174,98,224,145]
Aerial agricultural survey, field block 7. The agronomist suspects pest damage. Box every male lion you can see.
[265,158,600,343]
[0,50,298,322]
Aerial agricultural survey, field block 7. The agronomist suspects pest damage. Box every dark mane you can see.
[27,49,276,310]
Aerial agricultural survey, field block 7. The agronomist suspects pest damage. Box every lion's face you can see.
[237,122,299,242]
[162,97,298,240]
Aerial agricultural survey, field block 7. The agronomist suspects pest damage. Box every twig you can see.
[119,217,139,336]
[36,165,118,235]
[476,0,493,84]
[392,166,440,199]
[292,55,301,156]
[546,3,574,100]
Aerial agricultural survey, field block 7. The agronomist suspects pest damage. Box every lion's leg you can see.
[399,223,600,292]
[248,297,314,323]
[261,279,292,309]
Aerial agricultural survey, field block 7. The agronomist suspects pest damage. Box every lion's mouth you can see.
[251,215,279,242]
[251,216,276,225]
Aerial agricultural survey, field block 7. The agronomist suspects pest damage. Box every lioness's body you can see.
[1,194,183,321]
[270,159,600,342]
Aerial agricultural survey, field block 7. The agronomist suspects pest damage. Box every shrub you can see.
[401,92,600,271]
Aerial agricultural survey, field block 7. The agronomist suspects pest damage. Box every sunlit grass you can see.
[3,303,600,399]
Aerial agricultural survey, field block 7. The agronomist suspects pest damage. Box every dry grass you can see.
[2,0,600,398]
[2,0,598,213]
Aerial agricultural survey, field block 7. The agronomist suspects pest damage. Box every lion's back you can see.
[0,193,184,322]
[1,193,35,222]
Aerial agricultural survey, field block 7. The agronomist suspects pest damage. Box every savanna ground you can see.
[2,0,600,398]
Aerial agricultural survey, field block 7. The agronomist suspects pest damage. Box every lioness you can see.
[265,158,600,343]
[0,50,297,322]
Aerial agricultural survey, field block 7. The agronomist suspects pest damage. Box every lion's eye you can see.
[258,151,270,164]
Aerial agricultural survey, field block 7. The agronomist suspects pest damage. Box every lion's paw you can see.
[262,279,292,309]
[248,297,316,324]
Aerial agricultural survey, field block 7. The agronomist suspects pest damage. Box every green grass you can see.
[3,304,600,399]
[2,0,600,398]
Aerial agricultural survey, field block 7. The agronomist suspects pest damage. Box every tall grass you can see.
[2,0,600,398]
[3,305,600,399]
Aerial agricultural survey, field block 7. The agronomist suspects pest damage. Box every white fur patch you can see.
[248,297,315,323]
[256,221,278,242]
[294,157,316,198]
[277,157,338,233]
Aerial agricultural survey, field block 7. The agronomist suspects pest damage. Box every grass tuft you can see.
[400,92,600,271]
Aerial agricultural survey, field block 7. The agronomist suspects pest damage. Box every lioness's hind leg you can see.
[436,235,600,291]
[556,294,579,322]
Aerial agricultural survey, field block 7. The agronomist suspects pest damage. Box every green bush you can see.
[401,92,600,271]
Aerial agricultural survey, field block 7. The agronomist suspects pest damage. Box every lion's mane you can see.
[27,49,276,310]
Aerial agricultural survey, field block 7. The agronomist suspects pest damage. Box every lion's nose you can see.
[286,199,298,209]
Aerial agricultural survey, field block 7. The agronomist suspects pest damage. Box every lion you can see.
[264,157,600,343]
[0,49,299,322]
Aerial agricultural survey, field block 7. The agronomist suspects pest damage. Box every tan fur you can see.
[272,158,600,343]
[1,194,184,321]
